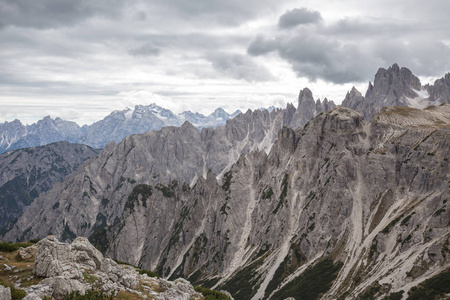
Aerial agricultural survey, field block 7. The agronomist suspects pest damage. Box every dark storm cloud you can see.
[247,36,277,56]
[206,52,276,82]
[249,30,375,83]
[249,10,450,84]
[278,8,322,29]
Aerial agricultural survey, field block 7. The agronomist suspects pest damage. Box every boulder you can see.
[0,286,11,300]
[33,237,82,279]
[26,236,201,299]
[157,278,202,300]
[100,258,125,282]
[41,277,86,300]
[71,237,103,269]
[17,245,38,260]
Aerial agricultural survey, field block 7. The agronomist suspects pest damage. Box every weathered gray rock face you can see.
[426,72,450,103]
[27,236,204,300]
[0,285,11,300]
[3,106,304,245]
[289,88,336,128]
[4,103,449,299]
[106,105,449,299]
[342,64,450,119]
[0,142,99,229]
[17,245,38,260]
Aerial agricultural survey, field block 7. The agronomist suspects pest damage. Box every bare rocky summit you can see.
[342,64,450,119]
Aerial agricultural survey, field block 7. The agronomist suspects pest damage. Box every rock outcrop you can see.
[17,245,38,260]
[23,236,205,300]
[0,285,11,300]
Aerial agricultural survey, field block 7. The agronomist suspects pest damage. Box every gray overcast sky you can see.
[1,0,449,125]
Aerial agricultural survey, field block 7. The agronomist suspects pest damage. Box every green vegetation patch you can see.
[138,268,159,278]
[400,212,415,226]
[220,257,265,300]
[407,267,450,300]
[194,286,231,300]
[222,171,233,192]
[88,213,109,253]
[83,273,98,284]
[0,241,35,252]
[271,258,343,300]
[0,282,27,300]
[433,208,446,217]
[65,289,113,300]
[358,282,382,300]
[381,214,404,234]
[261,186,274,200]
[273,174,288,214]
[61,223,77,241]
[265,243,306,298]
[382,290,404,300]
[125,184,153,211]
[155,181,176,198]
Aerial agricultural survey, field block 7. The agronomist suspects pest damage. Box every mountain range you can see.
[1,64,450,299]
[0,105,243,154]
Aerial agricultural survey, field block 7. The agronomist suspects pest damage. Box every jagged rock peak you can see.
[298,87,314,105]
[289,87,337,128]
[349,86,362,96]
[370,63,421,97]
[426,72,450,103]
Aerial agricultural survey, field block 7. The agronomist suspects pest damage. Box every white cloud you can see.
[0,0,449,125]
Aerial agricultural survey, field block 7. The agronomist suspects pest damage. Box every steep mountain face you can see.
[2,105,299,244]
[0,142,99,230]
[4,103,449,299]
[342,64,450,119]
[104,105,449,300]
[0,117,85,154]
